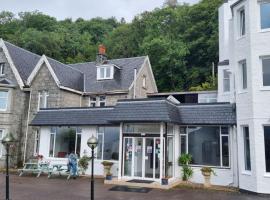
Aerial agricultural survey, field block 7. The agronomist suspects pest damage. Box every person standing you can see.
[68,151,78,179]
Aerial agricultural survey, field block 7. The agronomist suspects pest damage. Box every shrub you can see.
[178,154,193,181]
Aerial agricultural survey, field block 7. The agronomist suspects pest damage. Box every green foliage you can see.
[201,167,217,176]
[178,154,193,181]
[78,156,91,171]
[0,0,223,91]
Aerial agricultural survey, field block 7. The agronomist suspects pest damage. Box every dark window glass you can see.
[261,3,270,29]
[243,127,251,171]
[263,58,270,86]
[264,126,270,172]
[222,136,229,167]
[188,127,220,166]
[180,135,187,155]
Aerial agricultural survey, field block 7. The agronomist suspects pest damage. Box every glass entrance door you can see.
[123,137,162,180]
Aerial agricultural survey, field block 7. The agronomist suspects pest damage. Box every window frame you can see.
[99,96,106,107]
[259,2,270,31]
[261,56,270,89]
[263,125,270,173]
[97,65,114,80]
[238,7,246,38]
[37,91,49,110]
[179,126,230,168]
[0,63,5,76]
[243,126,251,172]
[0,129,4,158]
[48,127,82,158]
[142,75,147,89]
[239,60,247,91]
[89,96,97,107]
[34,130,40,156]
[223,69,231,93]
[0,90,9,111]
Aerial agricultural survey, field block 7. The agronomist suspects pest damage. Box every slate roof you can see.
[4,41,41,83]
[31,107,114,126]
[31,99,237,126]
[69,56,146,93]
[46,57,84,91]
[3,40,146,93]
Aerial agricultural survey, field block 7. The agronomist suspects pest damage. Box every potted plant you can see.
[178,154,193,182]
[78,156,91,175]
[101,161,114,180]
[201,167,216,188]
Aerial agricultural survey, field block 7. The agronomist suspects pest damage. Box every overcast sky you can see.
[0,0,200,22]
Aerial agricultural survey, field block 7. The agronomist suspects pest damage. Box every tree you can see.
[164,0,178,8]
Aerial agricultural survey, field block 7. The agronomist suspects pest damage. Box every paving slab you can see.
[0,174,268,200]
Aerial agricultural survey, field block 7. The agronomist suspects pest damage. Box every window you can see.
[0,129,4,157]
[180,127,187,155]
[142,75,147,88]
[262,57,270,86]
[264,126,270,172]
[181,126,229,167]
[49,127,81,158]
[240,60,247,90]
[97,127,119,160]
[34,130,40,156]
[239,8,245,37]
[89,96,97,107]
[0,90,8,111]
[38,91,49,110]
[260,3,270,30]
[0,63,5,75]
[198,93,217,103]
[243,126,251,171]
[97,65,113,80]
[223,69,230,92]
[99,96,106,107]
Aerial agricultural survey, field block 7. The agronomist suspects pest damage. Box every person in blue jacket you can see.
[68,151,78,179]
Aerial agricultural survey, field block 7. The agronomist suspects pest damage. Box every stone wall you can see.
[0,49,29,167]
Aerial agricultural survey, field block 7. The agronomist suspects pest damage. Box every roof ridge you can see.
[68,56,147,66]
[4,40,41,58]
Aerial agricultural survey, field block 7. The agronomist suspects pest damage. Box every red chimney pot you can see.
[99,44,106,55]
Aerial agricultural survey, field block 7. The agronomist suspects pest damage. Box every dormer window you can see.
[0,63,5,76]
[97,65,114,80]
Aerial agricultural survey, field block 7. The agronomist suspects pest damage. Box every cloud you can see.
[0,0,199,22]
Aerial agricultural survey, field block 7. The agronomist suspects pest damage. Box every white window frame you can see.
[0,90,9,111]
[259,2,270,31]
[37,91,49,110]
[89,96,97,107]
[239,60,247,91]
[0,63,5,76]
[49,127,81,158]
[180,126,230,168]
[0,129,4,158]
[223,69,231,92]
[238,7,246,37]
[261,56,270,89]
[99,96,106,107]
[242,126,251,172]
[97,127,105,160]
[142,75,147,89]
[34,130,40,156]
[97,65,114,80]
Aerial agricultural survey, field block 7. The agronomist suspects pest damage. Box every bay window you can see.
[260,2,270,30]
[49,127,82,158]
[180,126,230,167]
[97,126,119,161]
[0,90,8,111]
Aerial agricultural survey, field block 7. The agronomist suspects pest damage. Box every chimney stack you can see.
[96,44,107,64]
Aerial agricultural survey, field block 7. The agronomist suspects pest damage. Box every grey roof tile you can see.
[46,57,84,91]
[69,56,146,93]
[4,41,41,83]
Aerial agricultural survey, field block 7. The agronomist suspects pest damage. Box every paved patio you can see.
[0,174,268,200]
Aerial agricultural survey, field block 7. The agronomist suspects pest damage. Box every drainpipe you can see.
[23,89,32,164]
[133,68,137,99]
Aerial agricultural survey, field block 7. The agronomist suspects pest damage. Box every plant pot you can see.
[202,173,211,188]
[102,161,114,177]
[106,174,113,180]
[161,178,169,185]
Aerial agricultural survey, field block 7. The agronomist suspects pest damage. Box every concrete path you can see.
[0,174,268,200]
